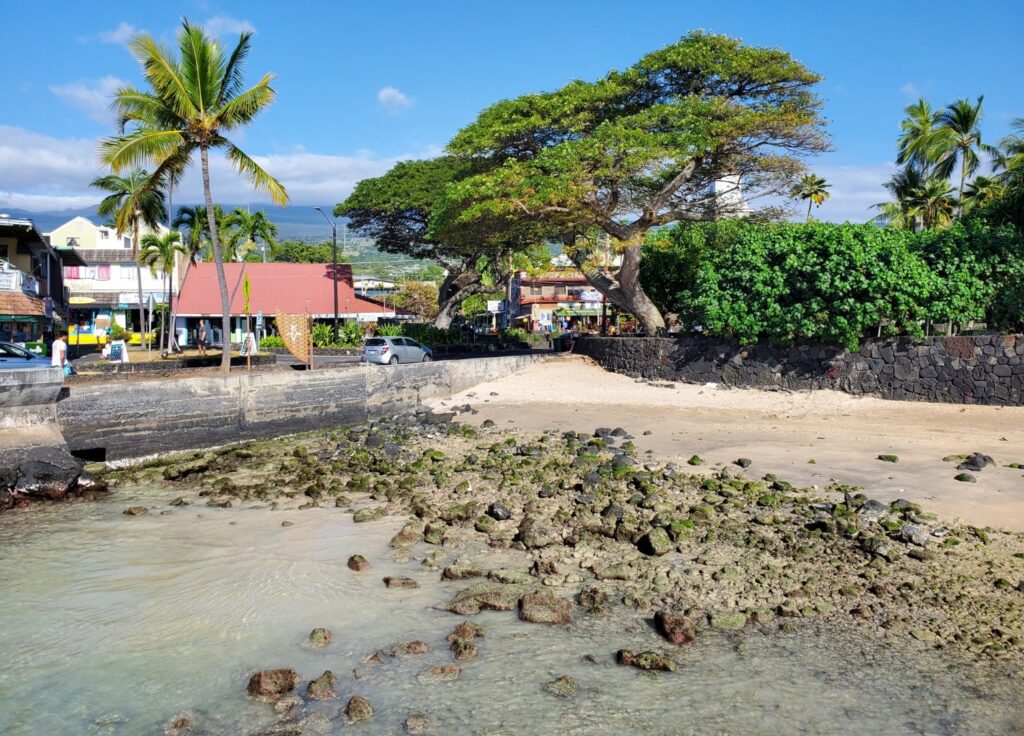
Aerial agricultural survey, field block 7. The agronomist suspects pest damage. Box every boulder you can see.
[307,628,332,648]
[347,554,370,572]
[122,506,148,516]
[616,649,677,672]
[654,611,694,645]
[440,582,528,615]
[486,502,512,521]
[247,668,299,700]
[899,524,929,547]
[516,515,560,549]
[306,670,337,699]
[383,577,418,589]
[637,527,672,556]
[344,695,374,723]
[518,591,573,625]
[14,447,84,501]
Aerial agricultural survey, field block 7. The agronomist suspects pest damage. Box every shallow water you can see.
[1,486,1021,736]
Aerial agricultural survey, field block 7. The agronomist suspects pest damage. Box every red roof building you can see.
[176,263,405,320]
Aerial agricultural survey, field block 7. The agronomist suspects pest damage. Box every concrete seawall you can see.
[56,354,548,462]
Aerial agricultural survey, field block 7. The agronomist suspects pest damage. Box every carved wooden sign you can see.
[276,311,312,366]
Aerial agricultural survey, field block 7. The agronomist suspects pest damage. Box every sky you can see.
[1,0,1021,223]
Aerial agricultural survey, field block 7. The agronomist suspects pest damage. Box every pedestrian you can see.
[198,320,208,356]
[51,331,71,376]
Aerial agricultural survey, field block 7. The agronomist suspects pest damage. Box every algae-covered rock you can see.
[307,627,332,648]
[518,591,573,624]
[655,611,695,645]
[306,670,337,699]
[353,506,385,523]
[417,664,460,684]
[545,675,579,698]
[247,668,299,701]
[616,649,677,672]
[638,527,672,556]
[439,582,528,615]
[345,695,374,723]
[709,610,747,631]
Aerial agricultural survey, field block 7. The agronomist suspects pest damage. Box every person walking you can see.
[197,320,208,356]
[51,331,70,376]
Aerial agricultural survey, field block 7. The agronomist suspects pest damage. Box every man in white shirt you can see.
[51,332,68,374]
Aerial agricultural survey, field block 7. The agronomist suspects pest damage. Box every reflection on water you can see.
[0,487,1021,735]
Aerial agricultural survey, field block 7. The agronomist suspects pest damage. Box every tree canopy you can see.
[439,31,830,333]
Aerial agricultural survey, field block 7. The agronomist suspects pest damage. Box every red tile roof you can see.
[0,290,47,318]
[175,263,405,318]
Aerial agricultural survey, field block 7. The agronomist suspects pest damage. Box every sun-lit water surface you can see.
[0,485,1021,736]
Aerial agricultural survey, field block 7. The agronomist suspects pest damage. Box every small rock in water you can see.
[447,621,485,642]
[450,637,479,660]
[442,562,483,580]
[307,627,332,648]
[306,670,337,699]
[518,591,573,624]
[274,695,303,716]
[405,714,430,733]
[654,611,694,645]
[383,576,418,588]
[353,506,385,523]
[122,506,148,516]
[877,454,899,463]
[734,457,753,469]
[687,455,703,466]
[954,472,977,483]
[247,668,299,701]
[545,675,579,698]
[616,649,677,672]
[345,695,374,723]
[162,710,199,735]
[417,664,461,684]
[281,520,294,527]
[386,641,429,656]
[347,554,370,572]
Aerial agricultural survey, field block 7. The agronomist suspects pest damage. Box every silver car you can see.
[0,342,52,370]
[363,336,433,365]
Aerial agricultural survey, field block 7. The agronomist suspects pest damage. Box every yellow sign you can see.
[69,296,97,305]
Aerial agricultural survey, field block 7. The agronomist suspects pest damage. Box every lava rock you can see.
[637,527,672,556]
[899,524,929,547]
[306,670,337,699]
[383,577,418,589]
[516,516,560,549]
[616,649,677,672]
[545,675,579,698]
[347,554,370,572]
[344,695,374,723]
[122,506,148,516]
[486,502,511,521]
[518,591,573,624]
[307,628,332,648]
[734,458,753,469]
[247,668,299,701]
[654,611,695,645]
[417,664,461,684]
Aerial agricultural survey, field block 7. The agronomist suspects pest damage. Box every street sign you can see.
[580,290,602,303]
[487,300,505,313]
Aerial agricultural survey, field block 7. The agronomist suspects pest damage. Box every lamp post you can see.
[313,207,340,342]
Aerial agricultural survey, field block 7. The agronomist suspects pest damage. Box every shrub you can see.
[260,336,285,348]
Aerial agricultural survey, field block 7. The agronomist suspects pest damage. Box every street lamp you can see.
[313,207,340,342]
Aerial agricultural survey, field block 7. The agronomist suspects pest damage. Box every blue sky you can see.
[1,0,1021,222]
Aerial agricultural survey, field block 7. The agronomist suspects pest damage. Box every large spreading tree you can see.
[336,157,534,328]
[441,31,829,334]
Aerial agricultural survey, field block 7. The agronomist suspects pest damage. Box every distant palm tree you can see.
[929,97,999,217]
[226,208,278,261]
[995,117,1024,179]
[961,176,1005,214]
[173,205,209,257]
[100,20,288,372]
[92,169,166,343]
[872,166,925,230]
[791,174,831,221]
[139,231,185,354]
[913,177,957,230]
[896,98,940,171]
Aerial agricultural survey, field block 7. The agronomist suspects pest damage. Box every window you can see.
[99,230,109,240]
[66,237,79,247]
[123,237,131,249]
[0,244,7,260]
[120,264,136,279]
[554,284,567,295]
[530,285,542,296]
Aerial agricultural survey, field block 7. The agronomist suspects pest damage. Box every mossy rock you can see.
[687,455,703,466]
[954,473,977,483]
[353,506,385,523]
[877,454,899,463]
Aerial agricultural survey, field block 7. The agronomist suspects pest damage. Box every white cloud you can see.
[377,86,413,114]
[0,124,441,212]
[899,82,919,98]
[97,22,140,44]
[204,15,256,36]
[49,76,125,124]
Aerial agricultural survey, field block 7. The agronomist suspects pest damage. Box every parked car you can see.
[0,341,51,370]
[363,336,432,365]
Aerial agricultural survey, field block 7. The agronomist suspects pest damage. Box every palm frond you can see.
[216,75,276,129]
[130,34,197,121]
[99,129,185,172]
[224,143,289,205]
[217,32,253,106]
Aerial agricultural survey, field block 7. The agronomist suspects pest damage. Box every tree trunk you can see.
[201,146,233,373]
[806,199,813,222]
[570,242,665,335]
[434,267,485,329]
[957,154,967,220]
[134,219,145,351]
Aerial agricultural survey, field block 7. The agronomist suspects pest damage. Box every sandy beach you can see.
[435,355,1024,532]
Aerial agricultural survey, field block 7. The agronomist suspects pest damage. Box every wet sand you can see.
[435,356,1024,531]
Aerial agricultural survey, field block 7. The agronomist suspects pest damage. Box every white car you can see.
[362,337,433,365]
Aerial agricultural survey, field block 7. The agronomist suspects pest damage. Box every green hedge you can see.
[642,220,1023,349]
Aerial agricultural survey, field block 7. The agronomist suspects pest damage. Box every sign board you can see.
[256,310,264,329]
[487,300,505,313]
[108,340,127,362]
[580,289,603,303]
[21,276,38,295]
[0,270,17,291]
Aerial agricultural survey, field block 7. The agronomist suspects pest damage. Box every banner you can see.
[275,311,312,364]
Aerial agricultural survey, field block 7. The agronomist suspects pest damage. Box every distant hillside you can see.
[7,204,427,278]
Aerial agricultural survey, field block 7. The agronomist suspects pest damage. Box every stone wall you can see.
[56,354,547,461]
[575,335,1024,406]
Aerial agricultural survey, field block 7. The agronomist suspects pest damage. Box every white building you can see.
[46,216,179,341]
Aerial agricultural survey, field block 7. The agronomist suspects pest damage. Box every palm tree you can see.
[896,99,940,172]
[872,166,925,230]
[139,231,185,354]
[99,20,288,372]
[961,176,1005,214]
[929,97,999,217]
[913,177,957,230]
[226,208,278,261]
[791,174,831,221]
[995,117,1024,179]
[92,169,166,345]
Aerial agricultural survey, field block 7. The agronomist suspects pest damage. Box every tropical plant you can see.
[259,335,285,348]
[929,97,999,217]
[962,176,1005,214]
[100,19,288,372]
[226,208,278,262]
[92,168,167,341]
[873,167,956,231]
[393,281,440,320]
[791,174,831,221]
[995,118,1024,179]
[895,98,940,171]
[911,177,958,230]
[375,323,403,337]
[311,322,334,348]
[138,230,185,354]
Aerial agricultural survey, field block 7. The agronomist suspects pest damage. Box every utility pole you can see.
[314,207,340,342]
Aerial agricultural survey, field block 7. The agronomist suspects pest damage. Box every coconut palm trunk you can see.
[134,219,145,349]
[201,146,233,372]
